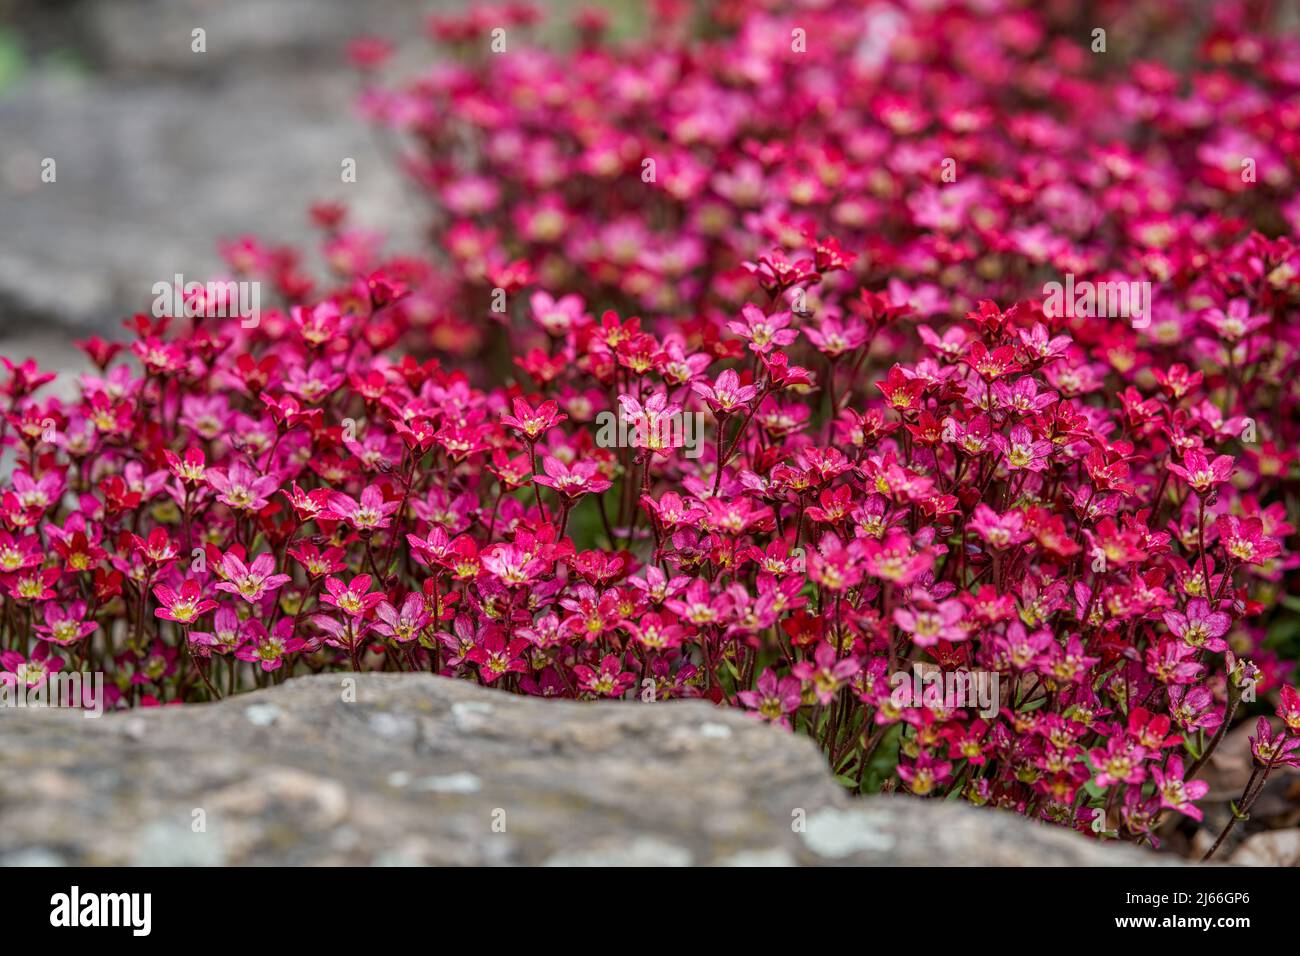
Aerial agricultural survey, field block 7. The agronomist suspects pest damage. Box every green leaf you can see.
[0,30,26,93]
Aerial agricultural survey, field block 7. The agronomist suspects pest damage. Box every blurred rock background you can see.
[0,0,455,380]
[8,0,634,383]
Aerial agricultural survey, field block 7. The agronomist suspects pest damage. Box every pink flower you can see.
[1167,449,1234,495]
[327,484,402,531]
[188,607,247,656]
[3,2,1298,847]
[466,628,530,682]
[500,397,567,442]
[528,292,586,336]
[792,642,860,705]
[0,531,43,573]
[288,542,348,578]
[894,599,965,648]
[1215,514,1281,566]
[803,315,868,358]
[1089,738,1148,788]
[1126,707,1182,751]
[10,469,64,512]
[992,424,1053,472]
[968,505,1030,550]
[153,579,219,624]
[1162,599,1231,653]
[738,669,803,727]
[1167,685,1224,733]
[206,461,279,513]
[1145,637,1204,686]
[214,553,291,604]
[0,643,64,689]
[897,751,954,796]
[321,574,385,618]
[234,620,305,672]
[807,534,864,592]
[373,593,431,644]
[692,369,757,414]
[1276,684,1300,736]
[573,654,637,698]
[33,601,99,646]
[1151,755,1209,821]
[479,542,548,587]
[1201,299,1268,342]
[727,304,798,354]
[1249,717,1300,769]
[533,456,611,498]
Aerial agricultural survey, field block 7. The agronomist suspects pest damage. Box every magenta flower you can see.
[617,392,685,456]
[1145,637,1205,687]
[528,291,586,336]
[10,469,64,512]
[897,751,954,796]
[968,505,1030,550]
[807,534,864,592]
[1215,514,1281,566]
[803,315,868,358]
[287,542,348,578]
[1201,299,1268,342]
[1276,684,1300,736]
[188,606,247,656]
[1167,685,1224,734]
[479,542,548,587]
[4,2,1300,850]
[992,424,1053,472]
[0,531,43,573]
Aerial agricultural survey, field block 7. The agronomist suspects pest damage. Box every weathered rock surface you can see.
[0,673,1180,866]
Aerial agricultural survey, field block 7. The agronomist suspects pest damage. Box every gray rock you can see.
[0,0,431,334]
[0,672,1182,866]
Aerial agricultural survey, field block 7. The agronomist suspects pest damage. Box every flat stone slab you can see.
[0,673,1180,866]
